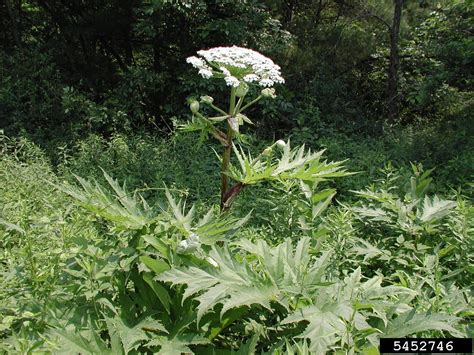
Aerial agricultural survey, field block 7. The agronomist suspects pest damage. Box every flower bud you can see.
[189,100,200,114]
[262,147,273,156]
[261,88,276,98]
[188,233,200,245]
[200,95,214,104]
[177,233,200,254]
[235,83,249,97]
[177,240,189,254]
[275,139,286,150]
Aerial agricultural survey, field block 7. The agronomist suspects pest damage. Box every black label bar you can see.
[379,338,472,353]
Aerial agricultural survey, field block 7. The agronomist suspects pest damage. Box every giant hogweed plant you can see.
[46,47,466,354]
[182,46,349,211]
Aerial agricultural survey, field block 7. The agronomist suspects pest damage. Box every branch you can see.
[361,10,392,30]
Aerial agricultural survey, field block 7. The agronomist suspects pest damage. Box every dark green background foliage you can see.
[1,0,472,185]
[0,0,473,353]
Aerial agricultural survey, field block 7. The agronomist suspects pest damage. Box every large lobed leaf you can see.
[158,237,334,324]
[227,140,351,185]
[58,170,155,230]
[159,245,278,323]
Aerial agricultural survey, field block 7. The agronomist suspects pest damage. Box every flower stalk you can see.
[220,87,236,211]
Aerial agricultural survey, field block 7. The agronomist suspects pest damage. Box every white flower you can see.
[259,78,274,87]
[186,56,213,79]
[187,46,284,88]
[243,74,259,83]
[186,56,205,68]
[224,76,240,87]
[177,233,200,254]
[176,240,189,254]
[198,69,213,79]
[219,66,231,76]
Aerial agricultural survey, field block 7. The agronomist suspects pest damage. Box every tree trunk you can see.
[283,0,297,28]
[387,0,403,122]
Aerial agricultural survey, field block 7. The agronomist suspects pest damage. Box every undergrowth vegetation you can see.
[1,130,473,354]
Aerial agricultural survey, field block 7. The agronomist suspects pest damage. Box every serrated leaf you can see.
[148,334,209,355]
[282,304,348,353]
[159,238,333,324]
[56,171,154,230]
[106,315,167,353]
[227,141,350,186]
[353,206,391,222]
[418,195,456,223]
[51,328,111,354]
[383,310,462,338]
[312,190,336,219]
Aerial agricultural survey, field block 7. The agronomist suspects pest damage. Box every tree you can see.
[387,0,403,122]
[358,0,404,122]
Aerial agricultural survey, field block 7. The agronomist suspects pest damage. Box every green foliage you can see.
[0,51,64,138]
[1,0,472,191]
[57,133,219,202]
[62,87,132,135]
[159,237,463,353]
[160,237,331,322]
[0,140,100,352]
[1,133,472,353]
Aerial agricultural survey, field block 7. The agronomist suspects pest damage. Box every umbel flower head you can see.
[186,46,284,88]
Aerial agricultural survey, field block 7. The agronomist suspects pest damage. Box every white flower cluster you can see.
[186,56,213,79]
[186,46,284,88]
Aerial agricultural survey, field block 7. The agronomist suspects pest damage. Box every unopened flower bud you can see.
[188,233,200,245]
[275,139,286,150]
[262,147,273,156]
[236,83,249,97]
[177,240,189,254]
[190,100,200,114]
[177,233,200,254]
[261,88,276,98]
[200,95,214,104]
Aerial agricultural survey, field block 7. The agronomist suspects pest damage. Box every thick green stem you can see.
[220,87,236,211]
